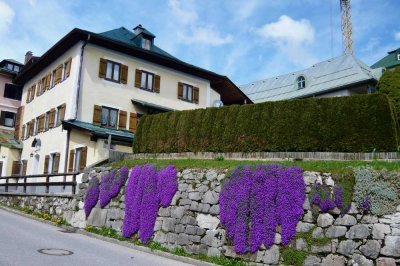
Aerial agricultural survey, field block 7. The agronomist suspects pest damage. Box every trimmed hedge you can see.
[133,94,400,153]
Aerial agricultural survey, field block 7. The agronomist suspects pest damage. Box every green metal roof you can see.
[62,119,133,143]
[99,27,177,60]
[371,48,400,69]
[0,129,22,149]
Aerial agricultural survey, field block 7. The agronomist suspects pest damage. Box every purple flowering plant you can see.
[309,182,350,215]
[99,166,129,208]
[220,164,306,254]
[122,164,178,243]
[359,196,371,213]
[83,176,100,217]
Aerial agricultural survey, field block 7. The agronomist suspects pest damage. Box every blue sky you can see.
[0,0,399,85]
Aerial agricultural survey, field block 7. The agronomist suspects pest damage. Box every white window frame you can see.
[296,76,306,89]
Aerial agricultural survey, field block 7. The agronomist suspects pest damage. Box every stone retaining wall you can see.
[1,167,399,265]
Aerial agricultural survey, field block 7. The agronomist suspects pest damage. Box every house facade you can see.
[240,54,382,103]
[13,25,249,187]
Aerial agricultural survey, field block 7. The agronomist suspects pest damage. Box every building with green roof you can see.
[372,48,400,70]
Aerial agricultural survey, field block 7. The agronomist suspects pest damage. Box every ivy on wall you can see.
[220,164,306,254]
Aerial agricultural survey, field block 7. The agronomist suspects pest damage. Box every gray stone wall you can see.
[1,167,400,265]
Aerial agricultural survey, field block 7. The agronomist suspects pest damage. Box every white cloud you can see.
[0,1,15,33]
[255,15,317,67]
[361,37,380,53]
[167,0,232,46]
[395,31,400,41]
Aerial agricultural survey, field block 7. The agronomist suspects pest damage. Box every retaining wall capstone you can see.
[1,167,400,266]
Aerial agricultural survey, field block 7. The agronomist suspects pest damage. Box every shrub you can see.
[377,67,400,118]
[99,166,129,208]
[220,164,305,254]
[309,182,350,215]
[133,94,400,153]
[84,177,100,217]
[354,167,400,215]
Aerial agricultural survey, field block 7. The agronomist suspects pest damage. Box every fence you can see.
[0,172,78,194]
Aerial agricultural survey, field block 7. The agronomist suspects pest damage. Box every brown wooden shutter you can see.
[193,87,199,104]
[68,150,75,172]
[99,58,107,78]
[30,119,35,136]
[118,110,127,130]
[26,88,30,103]
[79,147,88,171]
[65,57,72,78]
[14,106,23,140]
[43,155,49,174]
[11,161,19,176]
[93,105,102,126]
[39,114,45,132]
[21,125,26,140]
[59,104,66,125]
[31,85,36,101]
[55,65,62,84]
[48,108,55,128]
[134,69,142,88]
[120,65,128,84]
[129,112,138,132]
[154,75,160,93]
[177,82,183,99]
[45,73,51,90]
[36,81,41,96]
[22,160,27,176]
[53,153,60,174]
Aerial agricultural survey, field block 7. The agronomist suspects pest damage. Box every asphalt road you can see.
[0,208,192,266]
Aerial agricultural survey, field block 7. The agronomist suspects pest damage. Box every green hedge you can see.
[133,94,400,153]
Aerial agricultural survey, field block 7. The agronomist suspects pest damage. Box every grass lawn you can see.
[111,158,400,173]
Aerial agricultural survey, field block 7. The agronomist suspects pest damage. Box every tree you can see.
[377,68,400,118]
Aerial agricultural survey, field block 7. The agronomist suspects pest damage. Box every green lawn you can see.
[111,158,400,172]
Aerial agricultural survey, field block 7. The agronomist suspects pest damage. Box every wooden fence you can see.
[0,172,78,194]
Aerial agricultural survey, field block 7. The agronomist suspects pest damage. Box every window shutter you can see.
[134,69,142,88]
[65,57,72,78]
[129,112,138,132]
[118,110,127,129]
[48,108,55,128]
[55,65,62,84]
[36,81,41,96]
[22,160,27,176]
[93,105,102,126]
[11,161,19,176]
[30,119,35,136]
[39,114,45,132]
[154,75,160,93]
[0,111,5,126]
[193,87,199,104]
[21,125,26,140]
[45,73,51,90]
[14,106,23,140]
[177,82,183,99]
[31,85,36,101]
[68,150,75,172]
[80,147,87,171]
[120,65,128,84]
[44,155,49,174]
[59,104,66,125]
[26,88,31,103]
[99,58,107,78]
[54,153,60,174]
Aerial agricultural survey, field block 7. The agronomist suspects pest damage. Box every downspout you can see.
[63,34,90,174]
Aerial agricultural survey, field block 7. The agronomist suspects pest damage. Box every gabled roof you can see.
[371,48,400,69]
[0,129,22,149]
[14,27,251,105]
[2,59,23,65]
[62,119,133,143]
[240,54,378,103]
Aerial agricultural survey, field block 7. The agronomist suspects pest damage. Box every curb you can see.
[0,206,215,266]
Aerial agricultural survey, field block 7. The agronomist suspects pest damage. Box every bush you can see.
[133,94,399,153]
[377,68,400,118]
[354,167,400,215]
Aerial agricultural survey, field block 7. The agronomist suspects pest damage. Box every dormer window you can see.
[397,53,400,61]
[296,76,306,89]
[142,38,151,50]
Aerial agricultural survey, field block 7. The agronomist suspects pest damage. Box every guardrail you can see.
[0,172,79,194]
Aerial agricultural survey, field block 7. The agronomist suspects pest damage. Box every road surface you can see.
[0,208,192,266]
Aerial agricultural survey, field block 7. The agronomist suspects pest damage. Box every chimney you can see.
[24,51,33,65]
[133,24,143,35]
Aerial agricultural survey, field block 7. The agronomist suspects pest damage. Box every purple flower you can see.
[319,198,336,213]
[157,165,178,207]
[84,177,100,217]
[99,167,129,208]
[333,186,343,209]
[311,193,321,205]
[359,196,371,213]
[122,165,142,238]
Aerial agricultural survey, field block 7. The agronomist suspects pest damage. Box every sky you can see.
[0,0,399,85]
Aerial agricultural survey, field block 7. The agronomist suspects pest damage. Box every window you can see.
[397,54,400,61]
[34,117,39,135]
[140,71,154,91]
[56,104,66,126]
[6,64,13,71]
[45,111,50,131]
[49,153,60,174]
[14,66,20,72]
[105,61,121,82]
[182,84,194,102]
[0,111,16,127]
[101,106,118,128]
[142,38,151,50]
[40,77,46,95]
[4,84,22,100]
[297,76,306,89]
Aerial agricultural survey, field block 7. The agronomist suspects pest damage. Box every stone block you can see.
[337,240,360,257]
[175,224,185,233]
[196,214,219,230]
[311,243,331,254]
[326,226,347,238]
[372,224,391,239]
[188,192,201,201]
[317,213,334,228]
[162,218,176,232]
[334,214,357,226]
[177,233,191,245]
[202,191,218,205]
[346,225,370,239]
[185,225,198,235]
[171,206,186,219]
[380,236,400,257]
[376,257,397,266]
[87,208,108,227]
[209,205,220,215]
[207,247,221,257]
[201,229,225,248]
[359,240,380,259]
[304,255,321,266]
[321,254,346,266]
[350,254,373,266]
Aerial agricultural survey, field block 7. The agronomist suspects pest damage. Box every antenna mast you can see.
[340,0,353,54]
